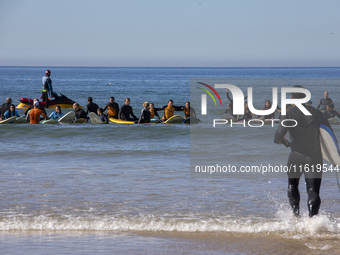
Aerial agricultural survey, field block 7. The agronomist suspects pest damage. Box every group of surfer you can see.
[225,88,340,122]
[0,96,196,124]
[0,70,197,124]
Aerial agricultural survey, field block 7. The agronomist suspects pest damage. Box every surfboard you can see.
[74,118,87,123]
[220,113,236,121]
[320,124,340,166]
[58,111,75,123]
[0,116,18,124]
[109,118,155,125]
[40,119,59,124]
[14,116,28,124]
[182,117,201,124]
[328,118,340,125]
[150,118,162,123]
[164,115,184,124]
[89,112,103,124]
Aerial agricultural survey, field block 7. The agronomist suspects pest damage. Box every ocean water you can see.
[0,67,340,254]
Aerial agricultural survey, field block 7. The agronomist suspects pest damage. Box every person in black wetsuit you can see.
[97,108,109,124]
[118,98,138,121]
[73,103,87,122]
[136,102,151,124]
[323,103,340,120]
[103,97,119,119]
[224,103,233,115]
[274,85,334,218]
[317,91,334,111]
[0,97,12,120]
[85,97,99,117]
[42,70,53,108]
[235,102,255,121]
[225,88,247,115]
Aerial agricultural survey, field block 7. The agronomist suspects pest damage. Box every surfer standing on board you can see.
[42,70,54,108]
[274,85,334,218]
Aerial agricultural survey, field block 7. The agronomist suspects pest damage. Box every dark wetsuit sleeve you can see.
[115,103,119,113]
[174,105,184,111]
[25,106,33,116]
[317,99,322,110]
[85,104,89,116]
[139,109,145,121]
[227,91,233,104]
[335,111,340,119]
[274,116,289,144]
[103,103,109,112]
[131,109,137,120]
[118,106,123,119]
[154,105,167,111]
[76,109,87,119]
[154,109,160,117]
[81,109,87,119]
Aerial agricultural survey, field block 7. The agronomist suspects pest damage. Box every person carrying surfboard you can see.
[103,97,120,119]
[118,98,138,121]
[42,70,54,108]
[4,104,20,119]
[274,85,334,218]
[29,101,49,124]
[136,102,151,124]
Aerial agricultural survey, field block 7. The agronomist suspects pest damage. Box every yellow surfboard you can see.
[109,118,155,125]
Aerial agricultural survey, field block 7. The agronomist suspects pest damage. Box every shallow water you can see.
[1,67,340,254]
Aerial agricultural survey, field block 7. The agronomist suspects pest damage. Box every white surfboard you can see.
[320,124,340,166]
[40,119,59,124]
[58,111,75,123]
[0,116,18,124]
[74,118,87,123]
[14,116,28,124]
[220,113,236,121]
[328,117,340,125]
[89,112,103,124]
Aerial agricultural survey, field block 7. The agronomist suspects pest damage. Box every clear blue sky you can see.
[1,0,339,67]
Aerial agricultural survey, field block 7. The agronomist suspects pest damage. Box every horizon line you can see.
[1,66,340,68]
